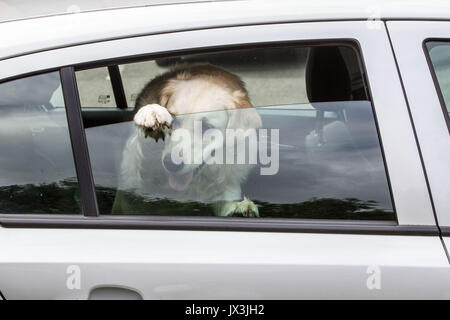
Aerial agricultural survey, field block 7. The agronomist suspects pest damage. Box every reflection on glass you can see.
[120,47,309,110]
[85,101,394,220]
[427,42,450,114]
[0,72,81,214]
[76,67,117,108]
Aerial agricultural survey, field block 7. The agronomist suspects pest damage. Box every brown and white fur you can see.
[112,64,261,217]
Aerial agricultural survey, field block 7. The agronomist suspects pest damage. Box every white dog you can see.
[112,64,261,217]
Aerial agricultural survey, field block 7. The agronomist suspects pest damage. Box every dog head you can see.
[159,78,261,191]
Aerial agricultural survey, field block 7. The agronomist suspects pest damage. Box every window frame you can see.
[0,21,437,234]
[0,69,90,216]
[75,40,398,221]
[60,67,99,216]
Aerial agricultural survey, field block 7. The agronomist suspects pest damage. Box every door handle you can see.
[88,286,143,300]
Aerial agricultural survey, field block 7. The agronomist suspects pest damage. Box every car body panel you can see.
[0,228,449,299]
[1,0,450,61]
[387,20,450,266]
[0,11,448,299]
[387,21,450,228]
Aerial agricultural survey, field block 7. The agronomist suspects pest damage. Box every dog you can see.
[112,64,262,217]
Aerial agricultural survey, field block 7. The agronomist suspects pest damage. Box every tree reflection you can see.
[0,179,80,214]
[0,181,394,221]
[254,197,394,220]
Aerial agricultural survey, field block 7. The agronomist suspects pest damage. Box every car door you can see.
[387,21,450,261]
[0,19,449,300]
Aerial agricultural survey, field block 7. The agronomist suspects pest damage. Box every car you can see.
[0,0,449,300]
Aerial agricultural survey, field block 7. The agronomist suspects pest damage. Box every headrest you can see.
[0,72,60,107]
[305,47,351,103]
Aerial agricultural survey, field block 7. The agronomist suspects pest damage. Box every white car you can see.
[0,0,449,300]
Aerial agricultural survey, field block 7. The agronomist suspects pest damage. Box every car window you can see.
[120,47,310,108]
[426,41,450,123]
[0,72,81,214]
[76,67,117,108]
[76,44,395,220]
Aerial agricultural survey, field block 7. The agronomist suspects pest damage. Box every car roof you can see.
[0,0,449,61]
[0,0,228,23]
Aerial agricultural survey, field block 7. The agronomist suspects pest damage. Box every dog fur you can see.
[112,64,261,217]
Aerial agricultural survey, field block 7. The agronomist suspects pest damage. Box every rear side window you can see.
[76,67,117,108]
[76,44,395,220]
[0,72,81,214]
[425,41,450,126]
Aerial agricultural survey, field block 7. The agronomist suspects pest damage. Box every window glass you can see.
[0,72,81,214]
[78,45,395,220]
[426,41,450,119]
[121,61,164,107]
[120,48,309,108]
[76,67,117,108]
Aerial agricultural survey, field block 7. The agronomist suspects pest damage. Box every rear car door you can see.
[387,21,450,260]
[0,18,449,299]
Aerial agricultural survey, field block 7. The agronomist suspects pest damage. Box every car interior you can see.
[78,45,394,218]
[0,44,394,219]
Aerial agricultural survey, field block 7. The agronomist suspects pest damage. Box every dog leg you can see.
[134,104,173,141]
[216,197,259,217]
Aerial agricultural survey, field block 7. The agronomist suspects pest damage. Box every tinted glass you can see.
[78,45,394,220]
[427,41,450,121]
[76,67,117,108]
[0,72,81,214]
[120,47,309,108]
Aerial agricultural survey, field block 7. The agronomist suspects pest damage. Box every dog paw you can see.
[224,197,259,218]
[134,104,173,140]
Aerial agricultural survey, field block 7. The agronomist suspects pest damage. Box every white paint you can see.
[387,21,450,227]
[0,227,449,299]
[1,0,450,61]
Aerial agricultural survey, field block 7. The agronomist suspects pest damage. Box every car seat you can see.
[304,46,378,192]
